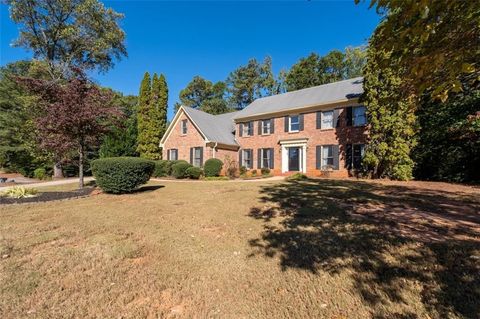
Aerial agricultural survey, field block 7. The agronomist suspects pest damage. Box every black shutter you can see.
[239,123,243,137]
[249,149,253,169]
[190,147,193,164]
[239,150,243,167]
[316,112,321,129]
[333,108,340,128]
[270,119,275,133]
[284,116,289,132]
[258,120,262,135]
[257,149,262,168]
[346,107,353,126]
[200,147,204,166]
[299,114,304,131]
[345,144,352,169]
[316,146,321,169]
[269,148,274,169]
[249,122,253,136]
[333,145,339,170]
[167,149,170,161]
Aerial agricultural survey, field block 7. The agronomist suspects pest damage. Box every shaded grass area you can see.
[248,179,480,318]
[0,179,479,318]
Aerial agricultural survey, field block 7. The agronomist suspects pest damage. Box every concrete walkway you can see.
[0,177,95,191]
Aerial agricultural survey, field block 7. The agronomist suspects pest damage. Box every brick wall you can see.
[236,106,367,177]
[162,112,206,162]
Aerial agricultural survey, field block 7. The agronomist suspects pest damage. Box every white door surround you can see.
[279,139,308,173]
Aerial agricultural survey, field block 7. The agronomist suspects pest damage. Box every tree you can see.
[361,47,417,181]
[283,47,367,91]
[7,0,127,178]
[178,76,230,114]
[413,81,480,183]
[0,60,52,176]
[136,72,168,159]
[226,56,278,109]
[357,0,479,101]
[7,0,127,80]
[18,73,120,189]
[99,93,138,158]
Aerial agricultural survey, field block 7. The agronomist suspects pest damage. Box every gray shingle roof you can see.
[234,77,363,119]
[183,106,239,146]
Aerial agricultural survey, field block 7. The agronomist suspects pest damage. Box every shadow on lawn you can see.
[247,179,480,318]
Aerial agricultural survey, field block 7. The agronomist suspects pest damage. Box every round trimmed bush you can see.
[171,161,192,179]
[186,166,202,179]
[203,158,223,177]
[153,160,169,177]
[33,167,47,180]
[91,157,155,194]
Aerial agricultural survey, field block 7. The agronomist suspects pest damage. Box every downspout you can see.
[213,142,218,158]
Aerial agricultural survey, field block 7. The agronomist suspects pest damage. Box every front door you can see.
[288,147,301,171]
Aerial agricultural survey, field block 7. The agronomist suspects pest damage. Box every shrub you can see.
[91,157,155,194]
[171,161,192,179]
[286,173,308,181]
[153,160,169,177]
[186,166,202,179]
[203,158,223,177]
[250,169,257,177]
[223,155,237,179]
[33,167,48,180]
[1,186,38,198]
[261,167,271,176]
[239,166,247,176]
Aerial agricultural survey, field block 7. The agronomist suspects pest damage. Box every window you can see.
[181,119,188,134]
[321,110,334,129]
[261,119,272,135]
[242,122,253,136]
[260,148,273,169]
[168,149,178,161]
[242,149,253,169]
[353,144,365,169]
[193,147,202,167]
[322,145,334,168]
[353,106,366,126]
[289,115,299,132]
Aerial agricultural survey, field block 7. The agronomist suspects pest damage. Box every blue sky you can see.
[1,1,380,119]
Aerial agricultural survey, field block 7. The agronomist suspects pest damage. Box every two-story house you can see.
[159,77,367,177]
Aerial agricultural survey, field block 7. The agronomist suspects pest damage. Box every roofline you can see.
[160,106,240,148]
[159,106,209,147]
[234,97,361,122]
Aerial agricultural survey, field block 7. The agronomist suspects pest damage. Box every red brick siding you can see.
[162,112,206,163]
[236,106,367,177]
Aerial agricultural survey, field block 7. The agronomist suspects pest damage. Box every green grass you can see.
[0,179,479,318]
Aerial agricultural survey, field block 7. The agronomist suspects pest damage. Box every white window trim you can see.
[261,148,271,168]
[193,147,202,167]
[243,122,253,137]
[321,145,334,169]
[181,120,188,135]
[169,149,178,161]
[242,149,252,169]
[321,110,334,130]
[261,120,271,135]
[289,115,300,133]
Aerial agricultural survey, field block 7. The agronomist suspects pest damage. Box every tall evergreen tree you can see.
[362,48,417,181]
[136,72,152,158]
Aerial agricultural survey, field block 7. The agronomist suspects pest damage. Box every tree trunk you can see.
[78,144,84,189]
[53,162,63,179]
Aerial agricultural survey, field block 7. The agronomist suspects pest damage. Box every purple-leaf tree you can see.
[18,73,121,189]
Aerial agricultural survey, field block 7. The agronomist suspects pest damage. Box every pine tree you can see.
[136,72,152,158]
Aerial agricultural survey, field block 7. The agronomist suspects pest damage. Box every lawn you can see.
[0,179,479,318]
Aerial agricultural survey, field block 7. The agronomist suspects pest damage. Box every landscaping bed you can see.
[0,187,94,205]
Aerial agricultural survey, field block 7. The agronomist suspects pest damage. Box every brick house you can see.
[160,77,367,177]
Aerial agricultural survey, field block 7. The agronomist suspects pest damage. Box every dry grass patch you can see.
[0,179,479,318]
